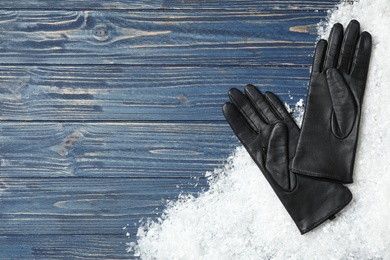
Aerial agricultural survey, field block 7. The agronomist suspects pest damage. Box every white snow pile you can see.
[128,0,390,258]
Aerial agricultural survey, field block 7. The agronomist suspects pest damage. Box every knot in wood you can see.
[92,25,109,41]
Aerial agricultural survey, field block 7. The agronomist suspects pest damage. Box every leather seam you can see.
[290,167,353,183]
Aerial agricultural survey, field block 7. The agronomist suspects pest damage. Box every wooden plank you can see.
[0,122,237,177]
[0,0,340,11]
[0,10,325,65]
[0,66,309,121]
[0,1,339,260]
[0,235,132,259]
[0,177,207,235]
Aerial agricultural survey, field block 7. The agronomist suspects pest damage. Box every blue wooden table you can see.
[0,1,339,258]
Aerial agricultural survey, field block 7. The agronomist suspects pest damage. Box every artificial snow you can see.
[129,0,390,258]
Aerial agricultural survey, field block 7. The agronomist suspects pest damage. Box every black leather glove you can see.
[223,85,352,234]
[290,20,372,183]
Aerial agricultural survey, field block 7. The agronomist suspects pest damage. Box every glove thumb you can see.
[266,123,296,191]
[326,68,357,138]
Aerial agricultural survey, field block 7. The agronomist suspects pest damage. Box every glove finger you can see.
[326,68,357,138]
[228,88,268,131]
[350,31,372,82]
[337,20,360,73]
[324,23,343,70]
[264,91,300,154]
[223,102,257,146]
[266,123,295,191]
[244,84,278,124]
[312,39,327,73]
[263,91,292,121]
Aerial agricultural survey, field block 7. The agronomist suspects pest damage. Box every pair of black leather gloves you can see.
[222,20,372,234]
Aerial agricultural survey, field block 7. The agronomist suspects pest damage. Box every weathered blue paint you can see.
[0,1,338,259]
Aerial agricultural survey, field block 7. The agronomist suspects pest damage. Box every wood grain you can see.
[0,122,237,177]
[0,0,340,11]
[0,177,206,235]
[0,10,326,65]
[0,235,131,259]
[0,177,206,258]
[0,66,309,121]
[0,1,338,259]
